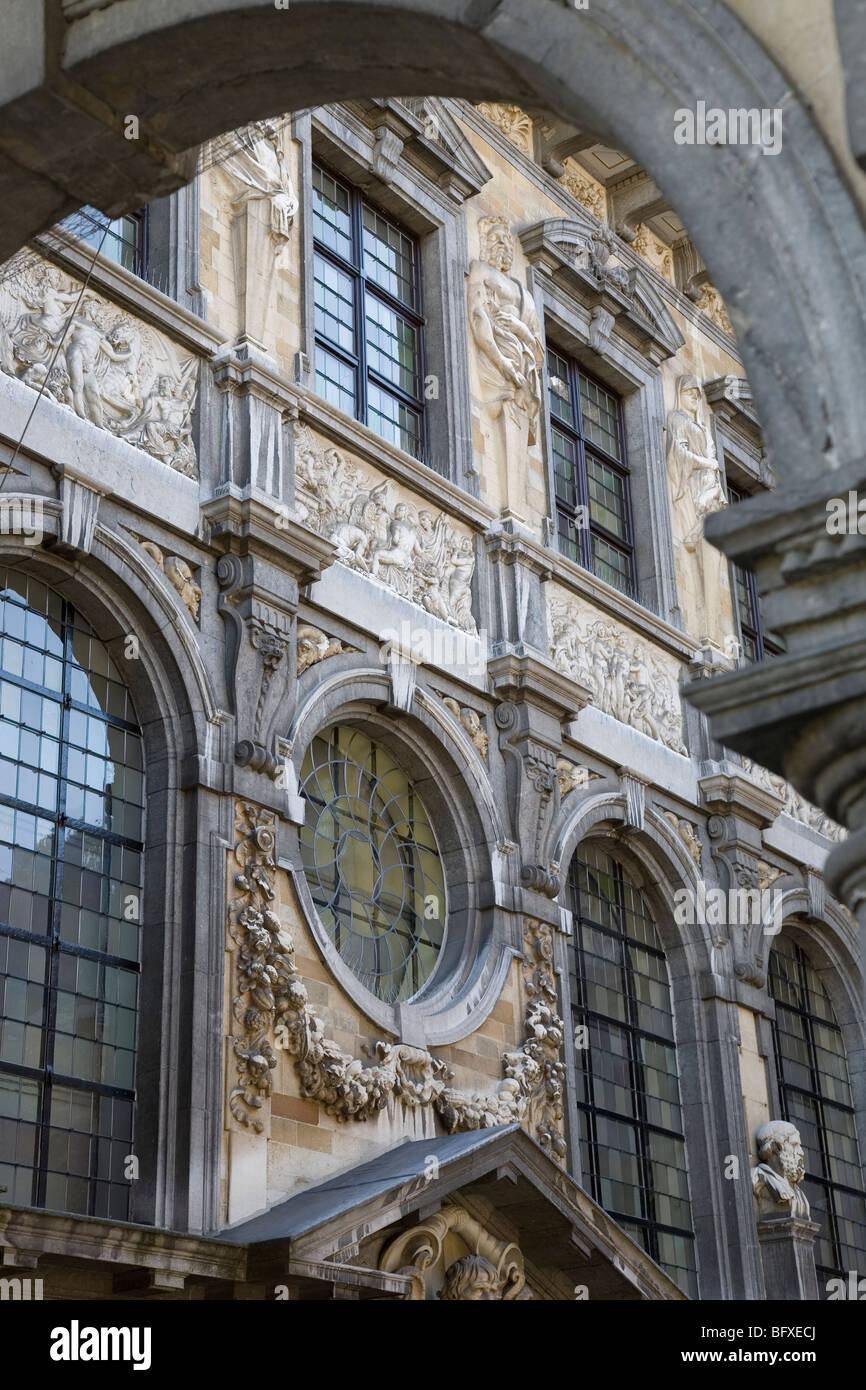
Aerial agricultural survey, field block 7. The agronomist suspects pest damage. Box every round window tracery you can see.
[299,726,446,1005]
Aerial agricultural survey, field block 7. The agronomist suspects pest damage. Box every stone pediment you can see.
[222,1125,686,1301]
[348,97,493,202]
[519,217,685,365]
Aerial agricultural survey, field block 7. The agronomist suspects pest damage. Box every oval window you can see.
[299,727,446,1004]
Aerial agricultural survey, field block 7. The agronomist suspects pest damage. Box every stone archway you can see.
[2,0,866,916]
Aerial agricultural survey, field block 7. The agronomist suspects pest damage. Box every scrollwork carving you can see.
[228,807,567,1158]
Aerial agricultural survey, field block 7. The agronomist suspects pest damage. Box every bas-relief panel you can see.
[0,253,199,475]
[548,585,687,753]
[294,425,477,633]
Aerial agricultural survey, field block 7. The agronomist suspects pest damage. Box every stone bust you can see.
[438,1253,503,1300]
[751,1119,811,1218]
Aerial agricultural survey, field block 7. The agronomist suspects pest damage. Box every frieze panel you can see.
[741,757,845,841]
[0,254,198,476]
[294,426,476,633]
[548,592,686,753]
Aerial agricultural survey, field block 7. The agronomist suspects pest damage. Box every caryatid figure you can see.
[468,215,545,510]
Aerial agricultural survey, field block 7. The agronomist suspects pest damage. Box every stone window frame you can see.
[293,102,488,494]
[551,793,775,1299]
[309,160,428,462]
[545,342,638,601]
[0,533,221,1235]
[521,226,682,628]
[284,665,519,1045]
[710,386,782,665]
[563,840,700,1297]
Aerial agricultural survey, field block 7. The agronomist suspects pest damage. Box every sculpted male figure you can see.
[467,216,544,445]
[751,1119,811,1218]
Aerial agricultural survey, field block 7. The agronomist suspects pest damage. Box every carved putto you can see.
[223,119,298,246]
[442,696,489,759]
[549,598,686,754]
[296,623,344,674]
[227,805,566,1162]
[467,215,544,446]
[751,1120,811,1219]
[294,427,477,633]
[0,255,198,475]
[139,540,202,621]
[476,103,534,156]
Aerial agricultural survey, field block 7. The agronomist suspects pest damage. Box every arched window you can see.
[567,843,697,1295]
[769,936,866,1289]
[0,573,144,1218]
[298,726,446,1005]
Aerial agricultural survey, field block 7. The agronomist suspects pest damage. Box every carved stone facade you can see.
[549,595,686,753]
[475,103,534,156]
[0,253,199,475]
[0,62,862,1309]
[294,426,477,632]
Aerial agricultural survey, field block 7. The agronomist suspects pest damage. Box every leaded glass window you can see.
[0,573,143,1218]
[62,206,148,278]
[547,348,635,597]
[726,483,783,660]
[298,727,445,1005]
[769,937,866,1291]
[568,844,697,1295]
[312,164,426,461]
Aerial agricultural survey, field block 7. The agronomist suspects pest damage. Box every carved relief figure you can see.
[741,757,846,841]
[443,696,489,759]
[751,1120,811,1219]
[476,103,534,157]
[468,216,544,446]
[294,427,477,633]
[223,119,298,246]
[139,540,202,620]
[296,624,344,674]
[666,374,728,637]
[549,598,686,754]
[0,256,199,476]
[439,1255,503,1300]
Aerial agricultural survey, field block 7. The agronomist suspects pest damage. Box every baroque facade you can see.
[0,92,863,1304]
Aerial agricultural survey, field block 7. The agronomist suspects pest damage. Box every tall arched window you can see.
[567,843,697,1295]
[0,572,144,1218]
[769,936,866,1290]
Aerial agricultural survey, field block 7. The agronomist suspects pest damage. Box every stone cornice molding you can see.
[520,217,684,366]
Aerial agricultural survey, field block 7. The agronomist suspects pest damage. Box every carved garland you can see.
[227,802,566,1160]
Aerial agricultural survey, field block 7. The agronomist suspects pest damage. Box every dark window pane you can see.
[0,572,142,1219]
